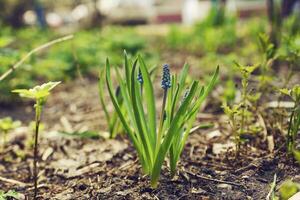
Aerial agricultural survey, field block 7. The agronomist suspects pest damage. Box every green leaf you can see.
[0,190,20,200]
[138,55,157,146]
[279,88,291,97]
[124,51,132,94]
[98,69,111,128]
[294,150,300,164]
[12,81,61,100]
[106,58,148,172]
[0,117,21,132]
[130,61,154,167]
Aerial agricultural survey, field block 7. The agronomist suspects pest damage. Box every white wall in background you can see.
[182,0,210,25]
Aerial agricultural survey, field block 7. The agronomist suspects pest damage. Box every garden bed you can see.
[0,77,299,199]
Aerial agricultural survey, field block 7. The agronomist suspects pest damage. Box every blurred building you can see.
[2,0,299,28]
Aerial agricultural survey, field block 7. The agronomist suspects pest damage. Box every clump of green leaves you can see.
[12,81,60,200]
[223,63,260,155]
[106,53,219,187]
[0,117,21,150]
[0,190,20,200]
[279,85,300,158]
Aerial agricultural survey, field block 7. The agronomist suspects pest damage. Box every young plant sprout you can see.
[0,117,21,151]
[223,63,259,156]
[12,81,60,200]
[222,103,241,154]
[235,63,257,137]
[106,53,219,187]
[279,85,300,157]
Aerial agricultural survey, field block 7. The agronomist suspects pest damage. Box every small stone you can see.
[217,171,227,176]
[242,175,249,180]
[191,179,197,183]
[17,193,26,200]
[217,183,232,190]
[191,187,206,194]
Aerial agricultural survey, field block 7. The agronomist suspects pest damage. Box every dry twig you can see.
[0,176,27,186]
[0,35,74,82]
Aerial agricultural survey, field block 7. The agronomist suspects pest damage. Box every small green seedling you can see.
[266,174,277,200]
[106,53,219,187]
[235,63,257,136]
[222,103,241,154]
[12,81,60,200]
[0,190,20,200]
[279,85,300,157]
[223,63,260,156]
[0,117,21,150]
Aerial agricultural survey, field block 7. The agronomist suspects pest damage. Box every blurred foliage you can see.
[0,26,159,102]
[0,12,299,103]
[279,180,300,200]
[166,8,238,54]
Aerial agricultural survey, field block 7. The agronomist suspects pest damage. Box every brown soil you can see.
[0,75,299,200]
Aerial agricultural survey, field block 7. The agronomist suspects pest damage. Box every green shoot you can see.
[12,81,60,200]
[0,117,21,151]
[106,53,219,187]
[223,103,241,154]
[223,62,258,156]
[279,85,300,156]
[266,174,277,200]
[0,190,20,200]
[235,63,257,137]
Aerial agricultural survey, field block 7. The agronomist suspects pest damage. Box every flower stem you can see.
[33,103,42,200]
[156,89,168,154]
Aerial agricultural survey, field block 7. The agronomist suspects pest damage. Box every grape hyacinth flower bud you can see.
[181,89,189,105]
[137,69,143,84]
[161,64,171,90]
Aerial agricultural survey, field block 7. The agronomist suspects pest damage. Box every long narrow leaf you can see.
[138,55,157,147]
[131,63,154,168]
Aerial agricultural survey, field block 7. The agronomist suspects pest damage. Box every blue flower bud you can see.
[137,69,143,84]
[161,64,171,90]
[181,89,189,104]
